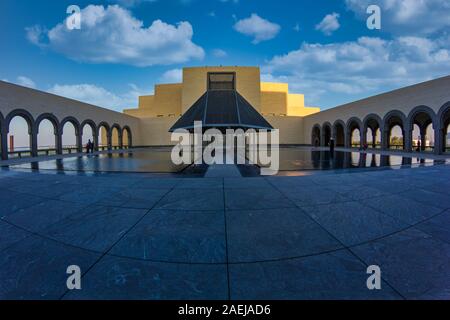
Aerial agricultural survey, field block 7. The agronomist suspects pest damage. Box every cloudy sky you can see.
[1,0,450,112]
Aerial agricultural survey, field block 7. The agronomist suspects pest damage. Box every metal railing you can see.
[5,145,131,159]
[388,145,404,150]
[7,150,32,159]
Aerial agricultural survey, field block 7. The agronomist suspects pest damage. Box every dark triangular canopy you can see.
[169,90,273,132]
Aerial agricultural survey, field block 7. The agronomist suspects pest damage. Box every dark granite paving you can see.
[0,165,450,300]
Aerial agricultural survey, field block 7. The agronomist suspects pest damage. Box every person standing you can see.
[86,139,92,154]
[329,138,335,155]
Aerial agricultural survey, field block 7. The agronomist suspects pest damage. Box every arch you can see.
[5,109,35,134]
[407,105,437,129]
[407,106,437,152]
[332,120,346,147]
[5,109,36,157]
[35,114,60,155]
[321,122,332,147]
[97,121,111,150]
[122,125,132,147]
[363,114,383,130]
[0,111,6,160]
[311,124,321,147]
[382,110,407,150]
[60,116,81,135]
[362,114,383,148]
[437,101,450,154]
[81,119,97,151]
[346,117,363,148]
[80,119,97,134]
[35,113,60,134]
[110,123,122,148]
[60,116,81,153]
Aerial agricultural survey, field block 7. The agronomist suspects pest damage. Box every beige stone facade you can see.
[123,66,319,146]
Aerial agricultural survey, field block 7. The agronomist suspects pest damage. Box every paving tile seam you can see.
[297,194,450,299]
[396,190,450,209]
[297,207,408,300]
[58,184,180,300]
[344,246,407,300]
[0,232,34,255]
[4,167,444,265]
[360,200,446,227]
[1,186,187,213]
[265,186,413,209]
[3,181,416,211]
[222,178,231,301]
[414,186,450,198]
[1,208,449,269]
[264,177,408,300]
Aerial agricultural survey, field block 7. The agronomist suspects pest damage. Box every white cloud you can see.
[48,83,148,111]
[233,13,281,44]
[264,36,450,107]
[212,49,227,58]
[16,76,36,89]
[160,69,183,83]
[315,13,340,36]
[2,76,37,89]
[345,0,450,35]
[26,5,204,67]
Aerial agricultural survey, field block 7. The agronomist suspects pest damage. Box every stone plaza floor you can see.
[0,164,450,300]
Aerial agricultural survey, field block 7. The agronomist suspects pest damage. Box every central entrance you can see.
[208,72,236,91]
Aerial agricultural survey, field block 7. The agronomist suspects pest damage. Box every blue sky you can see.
[1,0,449,113]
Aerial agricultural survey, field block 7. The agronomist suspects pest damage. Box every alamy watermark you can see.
[367,265,382,290]
[367,5,381,30]
[66,265,82,290]
[171,121,280,176]
[66,5,81,30]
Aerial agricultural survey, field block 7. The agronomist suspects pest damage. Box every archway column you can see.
[404,127,413,152]
[401,128,406,150]
[372,130,377,148]
[93,134,99,152]
[320,131,326,147]
[76,133,83,153]
[1,127,8,160]
[369,127,380,148]
[30,129,38,157]
[359,130,364,148]
[345,131,351,148]
[381,129,389,150]
[55,130,63,155]
[419,126,427,151]
[118,133,123,149]
[107,133,112,150]
[434,127,443,155]
[361,127,368,147]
